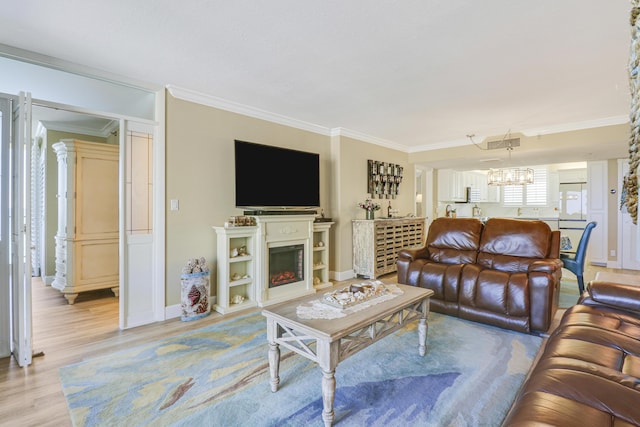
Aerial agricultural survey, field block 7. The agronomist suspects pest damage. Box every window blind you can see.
[502,167,548,206]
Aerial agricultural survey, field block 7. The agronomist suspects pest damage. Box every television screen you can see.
[234,140,320,209]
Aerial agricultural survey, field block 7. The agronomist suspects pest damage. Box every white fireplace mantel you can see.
[253,215,317,306]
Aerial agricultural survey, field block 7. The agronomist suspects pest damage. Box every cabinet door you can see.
[76,149,119,240]
[466,172,485,202]
[437,169,466,202]
[558,168,587,183]
[487,184,500,203]
[452,171,466,201]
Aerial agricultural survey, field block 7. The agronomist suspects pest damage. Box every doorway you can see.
[30,105,122,347]
[1,50,166,366]
[32,105,120,287]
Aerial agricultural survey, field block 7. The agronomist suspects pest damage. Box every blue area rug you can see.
[59,311,542,426]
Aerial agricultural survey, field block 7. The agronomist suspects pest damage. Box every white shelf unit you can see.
[312,221,334,290]
[213,226,258,314]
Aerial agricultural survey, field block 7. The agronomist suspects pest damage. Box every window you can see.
[503,168,548,206]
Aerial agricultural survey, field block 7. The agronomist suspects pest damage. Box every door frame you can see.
[1,94,165,366]
[119,115,166,328]
[30,97,166,329]
[0,97,11,358]
[9,92,33,367]
[617,158,640,270]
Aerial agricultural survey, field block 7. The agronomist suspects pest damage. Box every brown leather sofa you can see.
[397,217,562,334]
[502,279,640,426]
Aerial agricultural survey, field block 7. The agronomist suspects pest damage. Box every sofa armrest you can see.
[396,246,430,285]
[528,259,563,274]
[583,281,640,313]
[397,247,429,262]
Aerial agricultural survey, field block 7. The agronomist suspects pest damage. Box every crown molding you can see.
[39,119,117,138]
[0,43,160,92]
[407,137,472,153]
[407,115,631,153]
[330,127,408,151]
[521,115,629,136]
[166,85,418,152]
[166,84,630,154]
[166,85,332,136]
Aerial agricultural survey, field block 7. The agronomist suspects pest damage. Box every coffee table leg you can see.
[321,369,336,427]
[266,319,280,392]
[318,340,339,426]
[418,299,429,356]
[268,342,280,392]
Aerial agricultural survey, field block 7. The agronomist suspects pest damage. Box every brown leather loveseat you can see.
[502,278,640,426]
[397,217,562,334]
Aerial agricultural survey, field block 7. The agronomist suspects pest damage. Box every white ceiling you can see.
[0,0,633,165]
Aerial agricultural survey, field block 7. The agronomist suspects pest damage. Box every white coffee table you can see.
[262,284,433,426]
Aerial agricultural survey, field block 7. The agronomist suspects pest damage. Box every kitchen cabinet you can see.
[467,172,500,203]
[438,169,501,203]
[437,169,467,202]
[558,168,587,183]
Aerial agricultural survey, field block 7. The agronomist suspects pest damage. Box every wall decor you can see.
[367,160,403,199]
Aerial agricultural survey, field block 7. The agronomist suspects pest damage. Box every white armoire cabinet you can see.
[52,140,120,304]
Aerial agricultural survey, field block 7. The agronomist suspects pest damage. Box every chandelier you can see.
[486,142,534,186]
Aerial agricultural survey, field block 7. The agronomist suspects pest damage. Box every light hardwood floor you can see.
[0,278,261,427]
[1,265,637,426]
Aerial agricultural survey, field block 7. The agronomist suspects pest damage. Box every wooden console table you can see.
[352,217,426,279]
[262,284,433,426]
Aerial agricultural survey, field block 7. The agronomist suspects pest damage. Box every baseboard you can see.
[606,260,622,269]
[44,275,55,286]
[332,269,356,282]
[165,304,182,320]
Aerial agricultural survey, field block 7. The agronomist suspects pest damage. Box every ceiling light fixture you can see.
[486,140,534,186]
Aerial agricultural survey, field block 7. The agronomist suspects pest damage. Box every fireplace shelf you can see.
[213,226,258,314]
[312,221,334,289]
[229,277,252,287]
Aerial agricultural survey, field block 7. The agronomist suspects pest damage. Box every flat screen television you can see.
[234,140,320,210]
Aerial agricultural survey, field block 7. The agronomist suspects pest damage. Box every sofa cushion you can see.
[502,294,640,427]
[504,374,640,426]
[478,218,552,272]
[424,217,483,264]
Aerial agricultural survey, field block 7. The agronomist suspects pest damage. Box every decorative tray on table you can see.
[321,280,388,308]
